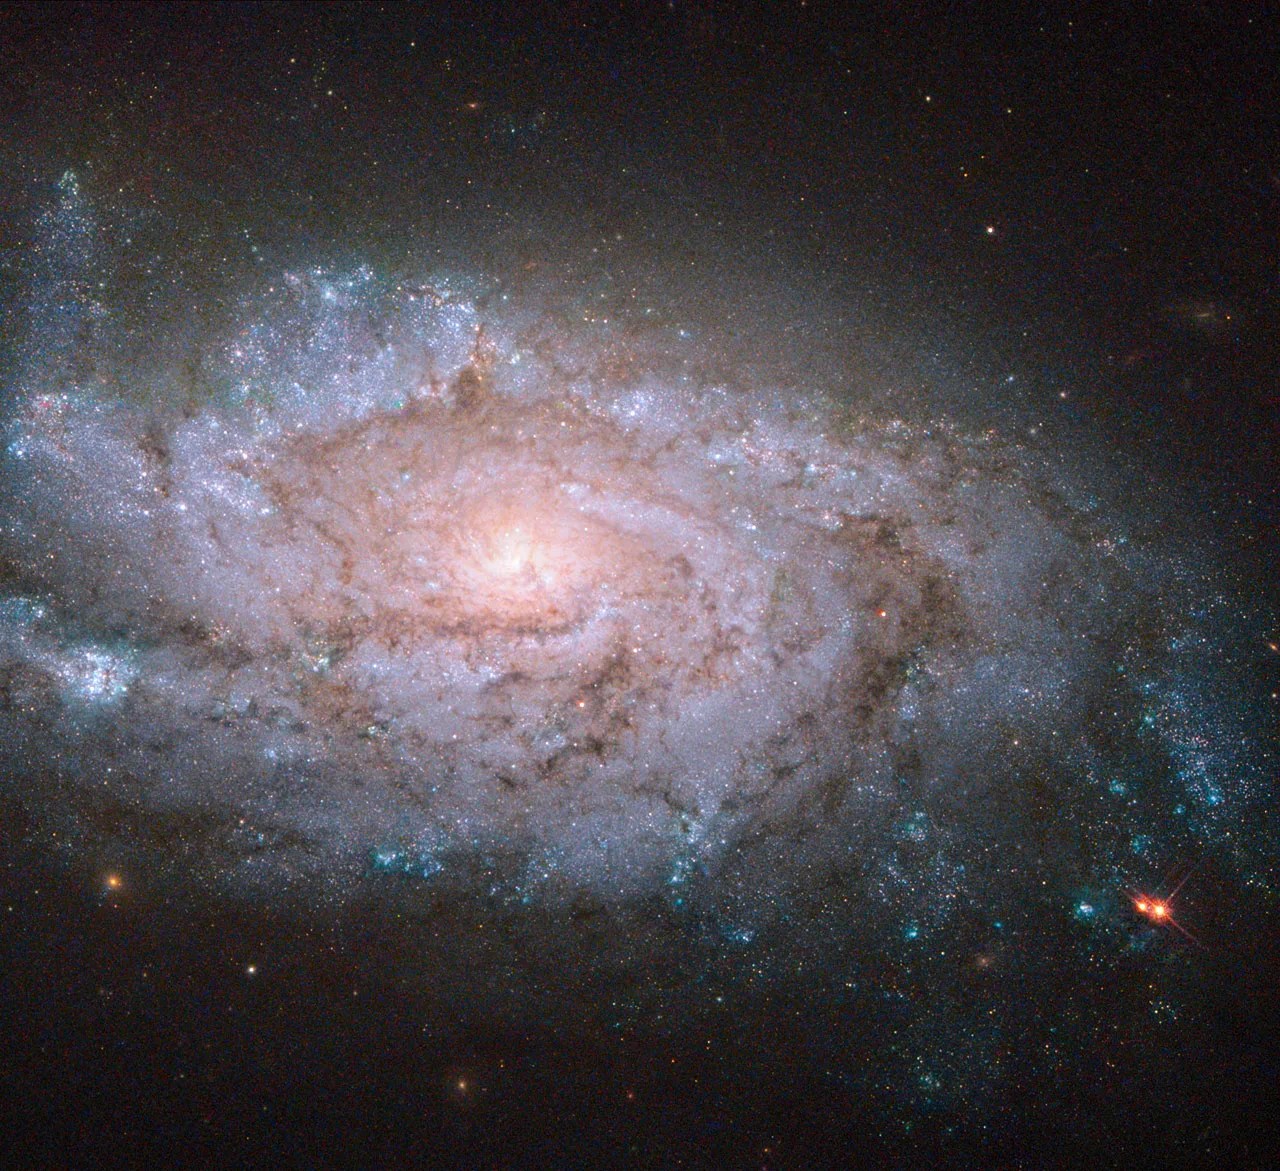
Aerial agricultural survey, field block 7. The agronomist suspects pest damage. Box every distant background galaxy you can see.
[1,4,1278,1167]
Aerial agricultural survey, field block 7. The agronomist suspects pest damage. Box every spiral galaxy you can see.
[4,9,1277,1164]
[0,176,1267,982]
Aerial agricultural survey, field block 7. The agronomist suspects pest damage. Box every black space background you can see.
[1,3,1278,1168]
